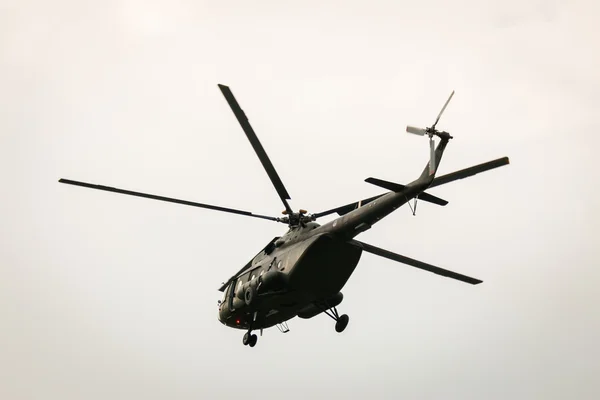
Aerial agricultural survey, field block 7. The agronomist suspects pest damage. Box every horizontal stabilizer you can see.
[349,240,482,285]
[365,177,406,192]
[430,157,510,189]
[418,191,449,206]
[364,178,448,206]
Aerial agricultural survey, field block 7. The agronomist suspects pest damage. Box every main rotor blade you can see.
[312,193,386,219]
[432,90,454,130]
[218,84,293,215]
[350,240,482,285]
[429,157,510,188]
[59,178,281,222]
[364,178,448,206]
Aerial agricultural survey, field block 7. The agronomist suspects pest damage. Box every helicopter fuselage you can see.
[217,165,440,331]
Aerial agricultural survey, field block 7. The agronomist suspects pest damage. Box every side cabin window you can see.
[236,265,268,290]
[238,270,255,287]
[250,266,263,282]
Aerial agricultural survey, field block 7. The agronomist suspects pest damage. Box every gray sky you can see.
[2,1,599,399]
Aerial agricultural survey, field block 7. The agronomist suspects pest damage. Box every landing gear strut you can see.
[323,306,349,333]
[242,311,259,347]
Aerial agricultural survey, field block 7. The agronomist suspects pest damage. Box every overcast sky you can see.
[2,1,599,399]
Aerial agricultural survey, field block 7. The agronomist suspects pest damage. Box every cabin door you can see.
[227,278,237,311]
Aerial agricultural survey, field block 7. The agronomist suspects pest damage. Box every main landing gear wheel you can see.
[335,314,349,333]
[243,332,258,347]
[321,305,350,333]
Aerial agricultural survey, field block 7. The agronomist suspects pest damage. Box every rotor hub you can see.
[279,210,316,226]
[427,128,453,140]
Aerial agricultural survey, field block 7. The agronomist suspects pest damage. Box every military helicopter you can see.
[59,84,509,348]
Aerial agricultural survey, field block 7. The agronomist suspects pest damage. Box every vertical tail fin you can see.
[415,134,451,184]
[405,90,456,186]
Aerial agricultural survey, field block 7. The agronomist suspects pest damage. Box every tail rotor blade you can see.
[407,125,427,136]
[432,90,455,129]
[429,138,435,175]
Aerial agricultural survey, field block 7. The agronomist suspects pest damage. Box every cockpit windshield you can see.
[223,282,231,302]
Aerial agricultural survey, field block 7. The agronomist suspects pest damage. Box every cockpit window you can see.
[223,282,231,301]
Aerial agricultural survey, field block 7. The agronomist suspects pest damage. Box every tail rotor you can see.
[406,90,455,175]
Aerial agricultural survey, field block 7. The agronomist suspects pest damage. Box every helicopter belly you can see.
[288,235,362,296]
[218,235,362,331]
[297,291,344,319]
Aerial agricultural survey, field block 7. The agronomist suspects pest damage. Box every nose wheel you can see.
[243,311,259,347]
[243,332,258,347]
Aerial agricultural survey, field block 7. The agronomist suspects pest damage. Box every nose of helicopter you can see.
[217,301,225,323]
[217,302,236,326]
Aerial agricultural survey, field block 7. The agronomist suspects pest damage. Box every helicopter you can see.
[59,84,509,348]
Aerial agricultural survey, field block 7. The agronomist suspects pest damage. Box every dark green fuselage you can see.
[217,139,449,330]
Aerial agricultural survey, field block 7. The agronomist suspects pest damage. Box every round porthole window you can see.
[277,260,284,270]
